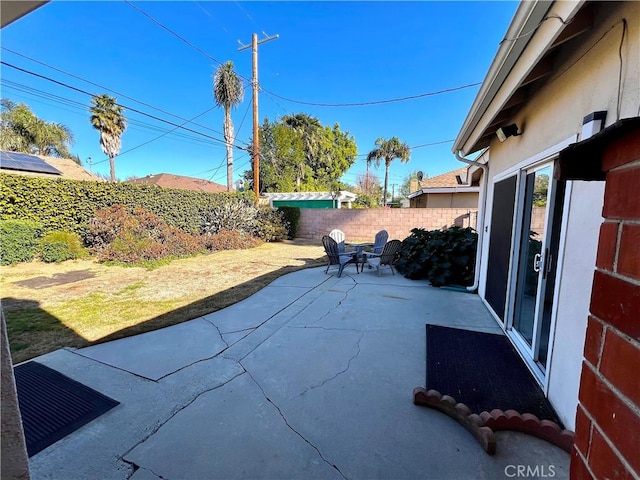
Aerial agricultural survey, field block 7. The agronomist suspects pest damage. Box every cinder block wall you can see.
[571,129,640,479]
[297,208,478,241]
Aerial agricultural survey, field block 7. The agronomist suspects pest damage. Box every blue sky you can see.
[1,1,518,189]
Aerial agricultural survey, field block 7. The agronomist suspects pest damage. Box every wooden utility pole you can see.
[238,32,278,204]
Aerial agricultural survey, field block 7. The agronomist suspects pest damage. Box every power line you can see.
[109,4,483,111]
[260,83,482,108]
[1,47,232,139]
[1,61,250,150]
[123,1,224,69]
[1,79,225,148]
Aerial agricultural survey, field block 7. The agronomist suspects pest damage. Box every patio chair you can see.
[362,230,389,269]
[361,239,402,276]
[328,229,347,253]
[372,230,389,254]
[322,235,359,277]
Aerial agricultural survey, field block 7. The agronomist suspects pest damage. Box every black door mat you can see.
[425,324,562,426]
[14,361,119,456]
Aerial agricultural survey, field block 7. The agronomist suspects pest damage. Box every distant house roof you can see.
[0,150,102,181]
[407,167,480,199]
[422,167,469,188]
[127,173,227,193]
[263,191,357,202]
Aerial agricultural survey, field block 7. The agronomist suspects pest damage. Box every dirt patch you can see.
[13,270,96,290]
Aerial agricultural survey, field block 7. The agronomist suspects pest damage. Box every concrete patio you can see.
[27,267,570,479]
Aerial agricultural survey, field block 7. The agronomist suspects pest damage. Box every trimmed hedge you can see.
[0,174,251,236]
[276,206,301,239]
[0,220,44,265]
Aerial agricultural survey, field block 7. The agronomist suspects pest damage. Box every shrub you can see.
[201,229,262,251]
[0,220,43,265]
[253,207,288,241]
[86,205,205,264]
[201,198,258,235]
[395,226,478,287]
[0,173,248,236]
[200,200,288,242]
[40,231,87,263]
[276,206,300,239]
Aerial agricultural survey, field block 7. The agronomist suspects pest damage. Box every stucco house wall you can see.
[412,192,479,209]
[479,1,638,430]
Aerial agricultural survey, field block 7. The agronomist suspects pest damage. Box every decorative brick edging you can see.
[412,387,574,455]
[412,388,496,454]
[480,409,575,453]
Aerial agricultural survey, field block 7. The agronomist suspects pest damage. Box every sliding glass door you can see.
[509,163,564,372]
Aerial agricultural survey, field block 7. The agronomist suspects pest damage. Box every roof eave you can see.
[453,0,586,156]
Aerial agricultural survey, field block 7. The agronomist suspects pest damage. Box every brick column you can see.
[571,129,640,479]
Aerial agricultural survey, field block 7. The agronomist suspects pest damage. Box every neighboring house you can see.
[127,173,226,193]
[453,1,639,478]
[407,166,480,209]
[0,150,101,181]
[263,191,357,209]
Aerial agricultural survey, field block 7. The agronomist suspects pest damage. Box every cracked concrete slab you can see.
[27,267,569,480]
[242,325,364,400]
[124,373,344,480]
[221,328,254,345]
[77,318,228,380]
[128,467,163,480]
[27,348,243,480]
[202,284,314,333]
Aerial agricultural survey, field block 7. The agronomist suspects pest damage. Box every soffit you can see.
[1,1,48,28]
[454,1,592,155]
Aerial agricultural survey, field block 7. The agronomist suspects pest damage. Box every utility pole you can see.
[238,32,278,204]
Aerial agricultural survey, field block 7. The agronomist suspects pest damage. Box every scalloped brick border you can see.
[480,409,575,453]
[412,387,496,454]
[412,388,574,455]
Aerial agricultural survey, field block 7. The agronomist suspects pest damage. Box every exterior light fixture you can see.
[496,124,522,142]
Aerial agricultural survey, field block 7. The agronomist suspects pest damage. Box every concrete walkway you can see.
[28,267,570,480]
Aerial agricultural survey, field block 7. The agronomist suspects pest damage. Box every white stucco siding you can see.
[486,1,640,179]
[473,2,638,430]
[546,181,605,430]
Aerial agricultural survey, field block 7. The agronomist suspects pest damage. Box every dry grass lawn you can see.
[1,239,326,364]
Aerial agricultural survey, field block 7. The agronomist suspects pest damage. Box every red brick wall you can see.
[571,129,640,479]
[297,208,478,241]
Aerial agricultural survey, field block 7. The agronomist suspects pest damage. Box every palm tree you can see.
[1,99,75,158]
[366,137,411,206]
[213,61,244,191]
[89,94,126,182]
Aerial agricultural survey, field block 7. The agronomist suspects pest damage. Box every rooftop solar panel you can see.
[0,151,62,175]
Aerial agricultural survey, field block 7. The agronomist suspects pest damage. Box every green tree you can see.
[247,114,357,193]
[282,113,321,188]
[213,61,244,191]
[90,94,127,182]
[366,137,411,206]
[0,98,75,159]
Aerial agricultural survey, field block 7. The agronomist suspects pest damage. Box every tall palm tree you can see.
[366,137,411,206]
[89,94,126,182]
[213,61,244,191]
